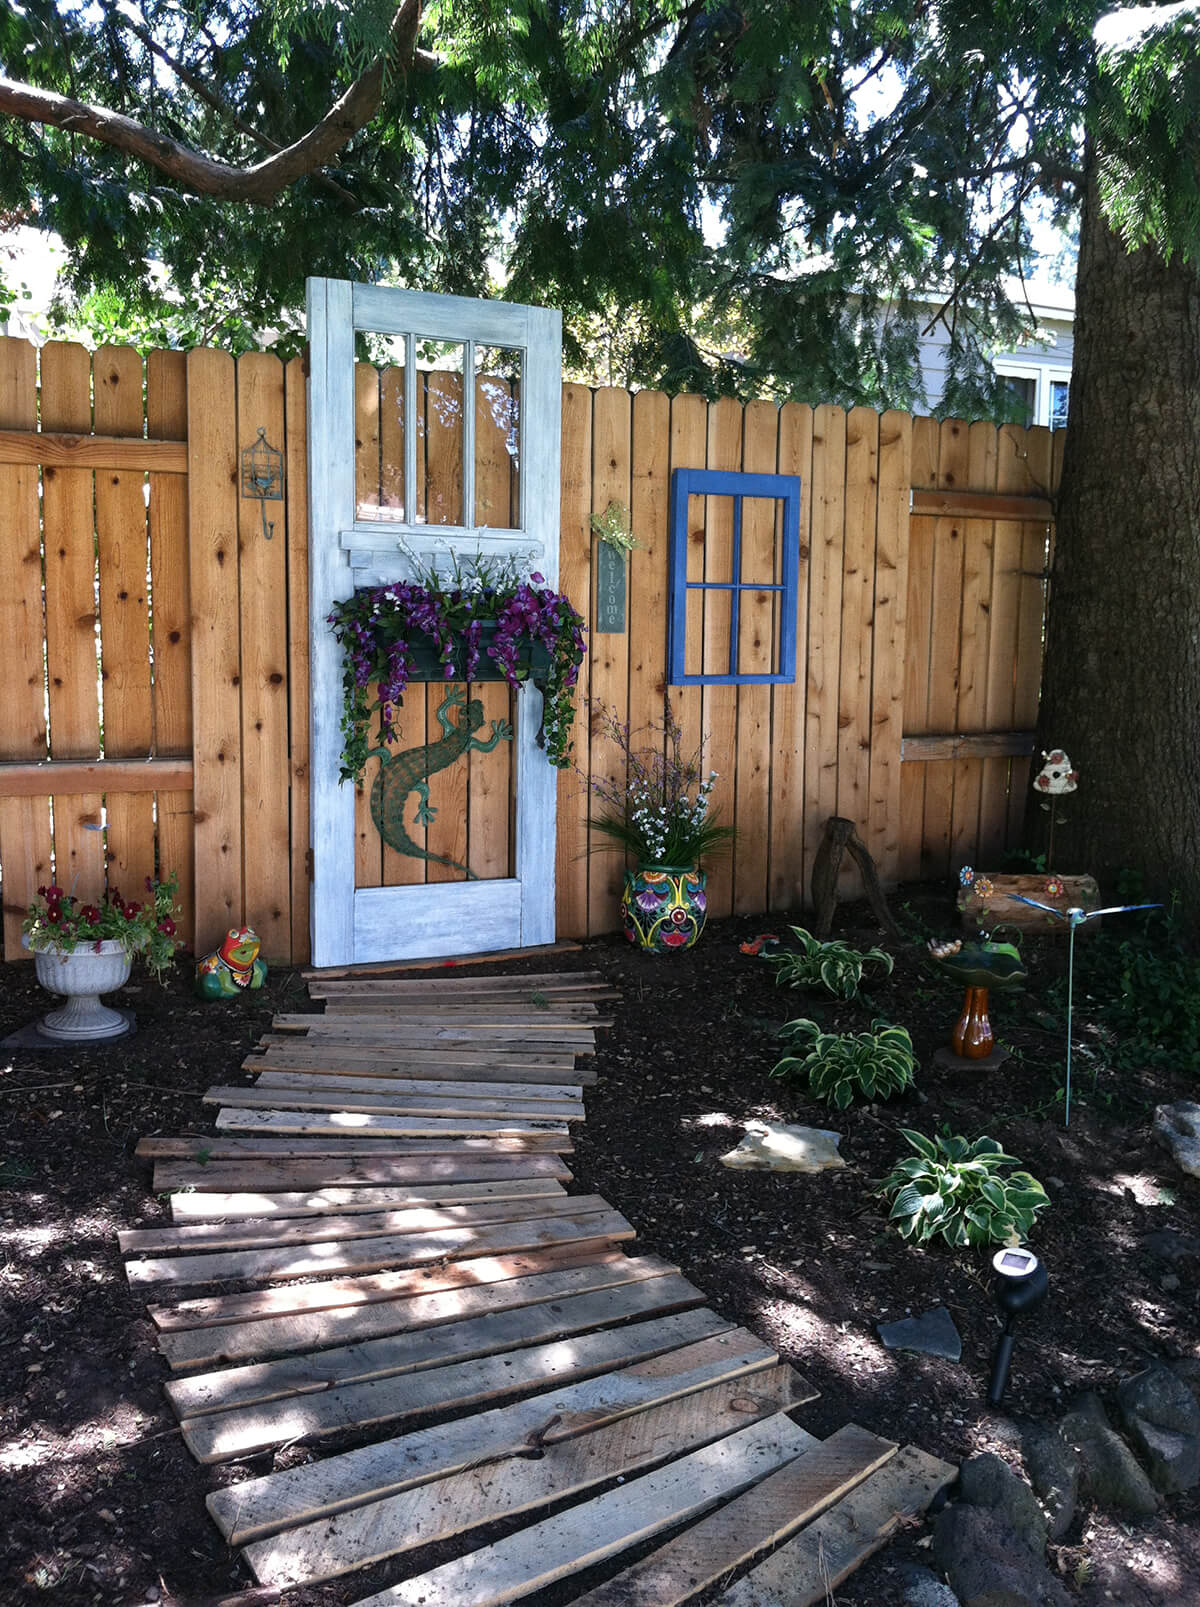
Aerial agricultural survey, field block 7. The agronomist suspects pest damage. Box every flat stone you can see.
[898,1561,962,1607]
[1059,1392,1158,1517]
[959,1453,1047,1555]
[1,1010,136,1048]
[1153,1101,1200,1179]
[1020,1421,1078,1541]
[1116,1364,1200,1493]
[878,1305,963,1362]
[1142,1228,1200,1264]
[932,1505,1070,1607]
[719,1120,846,1173]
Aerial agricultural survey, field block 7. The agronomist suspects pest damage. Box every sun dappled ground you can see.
[0,885,1197,1604]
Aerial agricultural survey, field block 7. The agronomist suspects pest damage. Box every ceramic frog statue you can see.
[195,926,268,999]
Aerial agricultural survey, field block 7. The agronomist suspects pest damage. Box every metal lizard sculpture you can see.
[368,687,512,879]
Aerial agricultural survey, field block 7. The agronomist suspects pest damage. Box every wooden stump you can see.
[957,873,1100,937]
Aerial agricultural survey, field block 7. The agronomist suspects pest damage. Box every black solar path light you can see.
[986,1245,1049,1408]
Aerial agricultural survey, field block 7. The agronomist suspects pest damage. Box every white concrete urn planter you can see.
[24,937,133,1041]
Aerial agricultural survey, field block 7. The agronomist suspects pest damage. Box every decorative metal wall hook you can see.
[241,427,284,539]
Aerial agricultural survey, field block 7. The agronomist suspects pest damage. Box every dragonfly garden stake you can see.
[1009,896,1160,1127]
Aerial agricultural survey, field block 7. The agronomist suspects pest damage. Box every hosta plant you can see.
[771,1018,916,1109]
[881,1129,1050,1248]
[767,926,894,1001]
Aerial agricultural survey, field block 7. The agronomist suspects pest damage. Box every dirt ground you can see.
[1,883,1197,1605]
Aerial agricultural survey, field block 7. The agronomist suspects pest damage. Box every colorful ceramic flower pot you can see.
[621,866,707,953]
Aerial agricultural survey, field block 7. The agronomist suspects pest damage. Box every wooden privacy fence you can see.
[0,335,1059,964]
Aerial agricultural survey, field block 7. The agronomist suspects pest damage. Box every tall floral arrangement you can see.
[23,874,184,981]
[328,551,586,782]
[586,702,735,867]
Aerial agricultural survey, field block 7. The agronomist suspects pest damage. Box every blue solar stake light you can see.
[1009,894,1160,1126]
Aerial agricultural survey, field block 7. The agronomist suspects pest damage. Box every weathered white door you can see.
[306,279,562,967]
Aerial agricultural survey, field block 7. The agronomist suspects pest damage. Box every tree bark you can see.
[1037,153,1200,911]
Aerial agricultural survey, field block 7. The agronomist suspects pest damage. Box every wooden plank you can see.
[920,418,969,880]
[0,337,52,959]
[123,1190,607,1255]
[836,406,879,862]
[204,1087,583,1122]
[767,402,813,911]
[802,404,846,904]
[313,1015,595,1043]
[910,488,1051,519]
[556,391,594,936]
[248,1049,589,1084]
[300,939,585,978]
[252,1070,583,1102]
[899,416,940,881]
[866,410,912,885]
[245,1367,803,1588]
[296,1011,604,1031]
[158,1255,676,1373]
[948,420,1000,869]
[211,1110,571,1141]
[667,392,710,823]
[586,386,633,937]
[139,1132,573,1161]
[0,428,188,472]
[207,1332,788,1545]
[187,347,244,948]
[348,1412,816,1607]
[903,730,1037,762]
[700,396,742,920]
[570,1423,897,1607]
[126,1205,632,1288]
[168,1177,565,1223]
[0,758,194,796]
[167,1273,705,1421]
[1010,424,1053,848]
[285,354,311,963]
[147,348,196,949]
[153,1154,572,1194]
[181,1308,736,1463]
[93,345,156,896]
[308,969,608,993]
[733,400,779,915]
[237,352,292,960]
[720,1444,958,1607]
[40,342,105,903]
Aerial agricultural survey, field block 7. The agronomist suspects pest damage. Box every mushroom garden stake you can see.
[1010,895,1159,1127]
[1031,748,1078,872]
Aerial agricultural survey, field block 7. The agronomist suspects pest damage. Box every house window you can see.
[1049,379,1070,430]
[668,468,802,686]
[1003,374,1036,427]
[994,360,1071,429]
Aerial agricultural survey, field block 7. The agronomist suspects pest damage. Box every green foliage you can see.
[880,1128,1050,1248]
[1065,896,1200,1071]
[767,926,894,1001]
[771,1018,916,1109]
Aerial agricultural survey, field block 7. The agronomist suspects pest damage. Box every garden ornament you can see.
[1010,895,1159,1126]
[1032,747,1078,870]
[927,934,1027,1061]
[810,816,902,939]
[196,926,268,999]
[986,1246,1049,1408]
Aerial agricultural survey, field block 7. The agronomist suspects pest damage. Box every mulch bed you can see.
[1,882,1197,1606]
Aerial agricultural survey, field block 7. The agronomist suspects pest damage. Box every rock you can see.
[718,1120,846,1172]
[877,1306,963,1362]
[958,1453,1048,1555]
[1171,1357,1200,1412]
[1020,1422,1078,1541]
[1153,1101,1200,1178]
[898,1560,962,1607]
[1116,1363,1200,1493]
[932,1505,1070,1607]
[1142,1228,1200,1264]
[1059,1392,1158,1517]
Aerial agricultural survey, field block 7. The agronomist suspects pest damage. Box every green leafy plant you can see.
[767,926,894,1000]
[22,874,184,982]
[880,1129,1050,1248]
[771,1018,916,1109]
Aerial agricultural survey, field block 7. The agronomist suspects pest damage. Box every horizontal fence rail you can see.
[0,335,1060,963]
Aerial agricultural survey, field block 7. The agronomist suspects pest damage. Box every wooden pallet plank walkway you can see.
[119,968,951,1605]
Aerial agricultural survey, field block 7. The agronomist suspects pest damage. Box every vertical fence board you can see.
[284,356,311,963]
[1010,425,1054,850]
[803,405,847,901]
[667,396,709,779]
[94,346,156,897]
[768,403,813,909]
[586,388,632,935]
[949,421,1000,868]
[0,338,52,954]
[236,353,292,960]
[187,348,243,951]
[899,417,940,881]
[555,384,593,938]
[837,407,880,864]
[919,419,969,879]
[701,397,743,920]
[40,342,106,901]
[733,400,778,914]
[867,410,912,884]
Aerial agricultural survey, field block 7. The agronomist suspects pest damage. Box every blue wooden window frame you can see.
[668,467,803,686]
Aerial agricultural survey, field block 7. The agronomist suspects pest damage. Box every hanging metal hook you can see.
[241,427,284,539]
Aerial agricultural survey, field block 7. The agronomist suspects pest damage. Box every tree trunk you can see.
[1036,155,1200,912]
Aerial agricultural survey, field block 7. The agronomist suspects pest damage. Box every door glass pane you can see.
[417,340,465,527]
[355,334,406,522]
[475,346,522,531]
